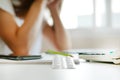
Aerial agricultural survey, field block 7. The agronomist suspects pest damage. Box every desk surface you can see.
[0,61,119,80]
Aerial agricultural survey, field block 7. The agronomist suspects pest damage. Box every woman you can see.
[0,0,71,56]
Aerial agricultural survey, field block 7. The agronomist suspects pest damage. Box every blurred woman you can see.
[0,0,71,56]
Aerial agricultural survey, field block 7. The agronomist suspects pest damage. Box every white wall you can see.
[42,28,120,51]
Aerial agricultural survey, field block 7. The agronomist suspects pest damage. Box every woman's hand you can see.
[47,0,63,10]
[43,0,72,50]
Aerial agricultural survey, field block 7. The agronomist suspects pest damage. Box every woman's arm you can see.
[0,0,46,56]
[43,0,72,51]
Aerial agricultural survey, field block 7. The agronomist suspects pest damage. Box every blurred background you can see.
[42,0,120,51]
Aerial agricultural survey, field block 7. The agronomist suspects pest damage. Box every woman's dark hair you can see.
[13,0,34,17]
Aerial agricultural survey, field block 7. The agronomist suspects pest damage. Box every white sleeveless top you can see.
[0,0,44,55]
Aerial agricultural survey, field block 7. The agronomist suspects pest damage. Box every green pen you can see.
[46,50,73,57]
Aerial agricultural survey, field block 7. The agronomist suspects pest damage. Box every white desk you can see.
[0,61,119,80]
